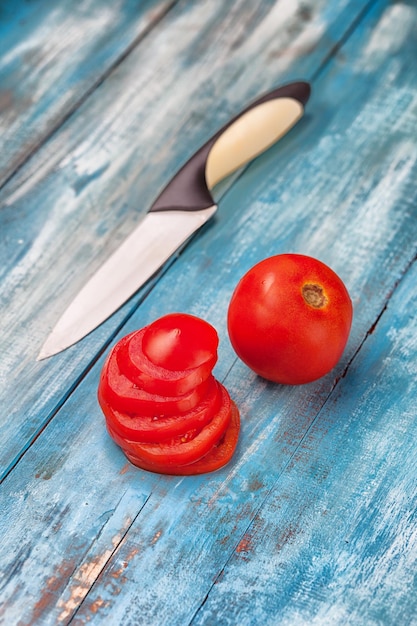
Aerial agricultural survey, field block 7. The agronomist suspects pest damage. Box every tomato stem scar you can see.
[302,283,327,308]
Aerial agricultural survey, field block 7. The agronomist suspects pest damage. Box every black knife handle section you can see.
[149,81,310,213]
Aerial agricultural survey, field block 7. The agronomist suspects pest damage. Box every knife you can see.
[38,81,310,360]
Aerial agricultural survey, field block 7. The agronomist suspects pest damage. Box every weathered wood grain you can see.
[0,0,371,480]
[1,0,417,624]
[64,3,417,624]
[0,0,177,189]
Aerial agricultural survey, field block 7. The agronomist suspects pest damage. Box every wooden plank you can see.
[0,0,177,189]
[1,1,417,624]
[67,0,417,622]
[0,0,371,479]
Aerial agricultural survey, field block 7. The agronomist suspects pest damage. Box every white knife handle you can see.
[150,81,310,213]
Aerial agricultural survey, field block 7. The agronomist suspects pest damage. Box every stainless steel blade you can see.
[38,206,217,359]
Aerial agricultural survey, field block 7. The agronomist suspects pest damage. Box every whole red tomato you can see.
[227,254,353,384]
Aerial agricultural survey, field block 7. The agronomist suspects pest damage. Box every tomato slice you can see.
[141,313,219,371]
[175,402,240,475]
[107,384,234,471]
[117,328,217,396]
[113,401,240,475]
[98,313,240,475]
[99,341,213,416]
[98,377,222,443]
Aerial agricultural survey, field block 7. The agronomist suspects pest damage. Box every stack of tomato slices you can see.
[98,313,240,475]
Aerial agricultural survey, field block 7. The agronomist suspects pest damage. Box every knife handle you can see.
[150,81,310,213]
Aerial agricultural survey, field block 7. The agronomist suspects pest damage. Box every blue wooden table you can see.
[1,1,416,624]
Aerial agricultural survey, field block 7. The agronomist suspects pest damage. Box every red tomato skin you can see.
[98,376,222,443]
[227,254,353,384]
[117,328,217,396]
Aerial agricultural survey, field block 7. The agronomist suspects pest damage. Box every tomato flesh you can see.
[100,340,213,416]
[118,402,240,475]
[98,376,222,443]
[98,313,239,475]
[117,328,216,396]
[142,313,218,371]
[227,254,353,384]
[108,384,233,471]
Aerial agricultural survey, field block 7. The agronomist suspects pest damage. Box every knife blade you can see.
[38,81,310,359]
